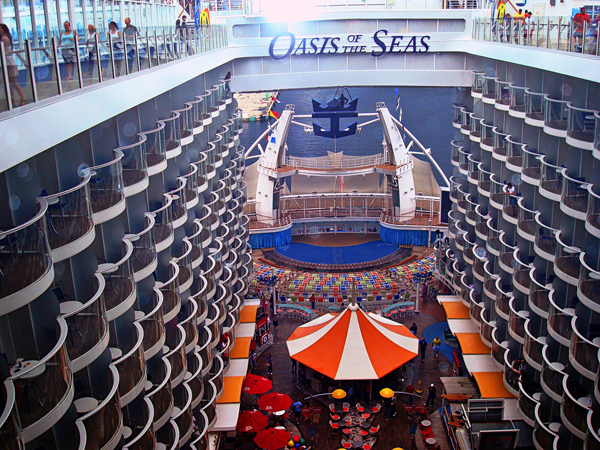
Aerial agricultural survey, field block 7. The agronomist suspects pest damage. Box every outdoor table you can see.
[421,419,432,427]
[361,422,371,429]
[337,419,348,427]
[74,397,99,414]
[426,438,437,448]
[359,430,369,436]
[353,435,363,447]
[331,414,341,420]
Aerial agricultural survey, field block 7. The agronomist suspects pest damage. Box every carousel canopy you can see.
[286,304,418,380]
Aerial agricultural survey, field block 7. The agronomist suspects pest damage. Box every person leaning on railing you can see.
[573,7,591,52]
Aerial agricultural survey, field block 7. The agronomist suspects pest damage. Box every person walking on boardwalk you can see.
[267,354,273,376]
[419,338,428,361]
[426,383,437,406]
[432,336,441,358]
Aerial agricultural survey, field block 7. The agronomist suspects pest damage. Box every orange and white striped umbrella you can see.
[286,304,419,380]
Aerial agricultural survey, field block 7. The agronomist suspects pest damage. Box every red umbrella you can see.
[243,374,273,395]
[237,410,269,433]
[258,392,293,412]
[254,428,291,450]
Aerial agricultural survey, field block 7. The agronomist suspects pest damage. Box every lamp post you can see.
[304,388,347,403]
[380,388,422,448]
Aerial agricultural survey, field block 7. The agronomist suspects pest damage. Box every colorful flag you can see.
[269,109,280,120]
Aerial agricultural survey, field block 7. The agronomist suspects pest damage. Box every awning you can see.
[287,304,418,380]
[442,301,470,319]
[214,299,260,431]
[455,333,491,354]
[447,319,478,334]
[472,372,516,398]
[463,354,500,374]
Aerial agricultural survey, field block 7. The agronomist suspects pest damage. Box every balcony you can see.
[165,324,187,389]
[0,198,54,315]
[211,138,224,169]
[142,122,168,176]
[517,382,540,427]
[174,103,194,146]
[460,109,471,136]
[521,147,542,186]
[195,153,209,194]
[187,352,205,409]
[147,357,174,431]
[179,165,199,209]
[566,104,595,150]
[173,384,194,447]
[176,240,193,293]
[579,252,600,314]
[42,174,95,262]
[128,214,158,283]
[86,152,126,224]
[525,91,546,127]
[209,356,225,401]
[187,222,205,270]
[449,177,459,203]
[561,375,591,439]
[158,261,181,323]
[61,273,109,372]
[560,170,589,220]
[540,346,565,402]
[201,205,219,235]
[585,186,600,239]
[0,381,23,449]
[189,96,206,135]
[495,283,512,321]
[166,180,188,229]
[200,92,214,126]
[486,222,501,256]
[533,214,558,262]
[569,316,600,381]
[502,192,519,225]
[469,115,482,142]
[555,231,582,285]
[457,147,470,176]
[523,320,545,371]
[120,137,150,197]
[483,269,498,300]
[98,239,136,321]
[495,80,512,111]
[595,112,600,161]
[529,269,551,318]
[76,365,123,450]
[202,144,217,181]
[181,299,199,355]
[479,310,494,347]
[480,121,494,151]
[516,198,536,242]
[533,404,559,450]
[585,414,600,450]
[471,73,484,97]
[482,75,497,104]
[137,288,166,359]
[467,155,480,185]
[547,294,575,347]
[544,97,569,138]
[465,197,478,227]
[505,137,524,173]
[512,251,532,295]
[491,328,508,371]
[478,165,492,197]
[162,112,182,159]
[498,235,516,274]
[197,328,214,377]
[473,254,486,282]
[150,194,175,253]
[463,236,475,264]
[508,299,528,344]
[503,350,520,397]
[7,318,73,443]
[201,380,217,429]
[492,128,509,162]
[489,176,505,210]
[113,321,146,407]
[475,205,489,241]
[122,397,156,450]
[508,85,527,118]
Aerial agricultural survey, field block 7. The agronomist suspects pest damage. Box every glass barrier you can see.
[560,169,589,214]
[471,73,484,94]
[570,317,600,378]
[567,104,595,143]
[548,294,574,342]
[525,91,546,122]
[158,261,181,323]
[480,121,494,148]
[166,179,188,225]
[517,198,536,237]
[180,166,198,207]
[495,80,512,106]
[555,231,582,280]
[0,380,22,450]
[534,213,558,258]
[142,122,167,173]
[477,165,492,194]
[595,112,600,154]
[123,397,156,450]
[98,239,135,320]
[176,240,193,290]
[166,324,187,387]
[524,321,544,368]
[114,321,146,406]
[482,76,496,100]
[529,269,550,316]
[561,376,591,435]
[517,382,538,424]
[539,156,563,196]
[506,137,524,168]
[491,328,507,368]
[452,104,463,127]
[162,112,182,154]
[492,128,508,158]
[503,350,520,393]
[512,251,531,292]
[469,114,482,138]
[522,147,541,181]
[489,175,506,207]
[127,213,157,278]
[509,300,528,341]
[460,108,471,132]
[487,220,501,253]
[119,135,149,192]
[544,96,569,131]
[496,282,512,318]
[509,85,527,114]
[147,357,174,429]
[579,252,600,311]
[138,288,166,358]
[150,194,174,249]
[86,151,125,218]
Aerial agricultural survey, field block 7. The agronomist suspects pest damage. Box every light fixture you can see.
[332,389,347,399]
[379,388,395,398]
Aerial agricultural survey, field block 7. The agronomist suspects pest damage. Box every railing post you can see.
[0,41,13,111]
[25,39,38,103]
[568,20,573,52]
[145,31,152,69]
[546,18,550,49]
[108,33,116,79]
[51,37,63,96]
[95,32,102,83]
[155,31,160,65]
[134,32,141,71]
[535,18,540,47]
[582,21,587,54]
[123,34,130,76]
[74,34,84,89]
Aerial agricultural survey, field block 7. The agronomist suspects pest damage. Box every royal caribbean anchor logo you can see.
[268,30,431,60]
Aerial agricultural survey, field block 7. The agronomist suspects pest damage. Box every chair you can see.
[369,425,380,434]
[329,420,339,434]
[342,428,352,435]
[356,403,365,412]
[342,402,350,412]
[329,403,335,412]
[372,403,381,413]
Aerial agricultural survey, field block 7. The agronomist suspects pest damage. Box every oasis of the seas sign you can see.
[268,30,431,60]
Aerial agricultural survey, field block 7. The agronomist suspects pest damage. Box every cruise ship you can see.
[0,1,598,450]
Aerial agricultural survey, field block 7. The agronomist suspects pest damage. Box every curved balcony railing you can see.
[200,380,217,429]
[522,147,542,183]
[471,73,484,95]
[540,346,565,402]
[483,268,498,301]
[137,288,166,360]
[147,357,174,431]
[98,239,136,321]
[503,192,519,222]
[61,272,108,372]
[579,252,600,313]
[173,383,194,447]
[492,128,509,160]
[534,213,558,261]
[175,240,193,293]
[128,214,157,282]
[122,397,155,450]
[533,404,558,450]
[42,173,95,262]
[210,135,223,168]
[458,147,470,174]
[86,151,126,223]
[166,180,188,229]
[486,220,501,255]
[142,122,167,175]
[467,154,479,182]
[192,275,209,323]
[517,382,539,427]
[187,222,205,270]
[209,356,225,401]
[0,198,53,314]
[161,112,182,158]
[456,185,467,213]
[7,318,73,443]
[508,298,528,343]
[495,80,512,107]
[506,137,524,170]
[529,268,551,318]
[480,121,494,149]
[503,350,520,396]
[491,328,508,370]
[467,115,481,141]
[495,281,512,321]
[77,364,122,450]
[482,75,497,101]
[114,321,146,407]
[544,96,569,134]
[195,153,209,194]
[586,185,600,238]
[173,103,194,146]
[166,324,188,388]
[179,165,199,209]
[523,320,545,370]
[197,327,213,377]
[512,250,532,294]
[460,109,471,134]
[498,234,516,273]
[567,104,595,146]
[560,169,589,219]
[187,352,205,410]
[525,91,546,124]
[547,292,574,346]
[561,375,591,439]
[478,164,492,196]
[156,418,180,450]
[181,299,199,354]
[509,85,527,115]
[474,206,488,241]
[189,96,206,132]
[150,194,175,252]
[516,198,536,240]
[1,381,23,450]
[119,136,149,196]
[587,411,600,450]
[449,176,460,202]
[489,175,506,209]
[570,316,600,380]
[555,231,582,284]
[158,261,181,324]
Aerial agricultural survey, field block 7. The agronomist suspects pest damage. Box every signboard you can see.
[259,331,272,346]
[269,30,431,60]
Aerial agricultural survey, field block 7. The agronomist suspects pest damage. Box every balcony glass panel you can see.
[499,235,516,270]
[114,322,145,404]
[522,147,541,181]
[120,137,148,189]
[122,398,155,450]
[86,152,125,216]
[533,409,558,450]
[555,231,582,280]
[142,123,167,171]
[513,254,532,291]
[180,166,198,206]
[0,198,52,303]
[509,86,527,113]
[509,303,528,341]
[567,104,595,143]
[496,284,511,318]
[587,186,600,235]
[504,351,520,393]
[524,322,544,367]
[491,329,507,367]
[162,112,182,152]
[450,177,460,202]
[489,176,505,206]
[517,198,536,237]
[571,317,600,377]
[159,262,181,320]
[579,252,600,311]
[495,81,512,105]
[174,103,193,142]
[166,180,187,223]
[129,214,157,276]
[529,269,551,315]
[176,241,193,290]
[482,76,497,99]
[470,115,482,138]
[147,358,173,427]
[517,383,538,423]
[492,128,509,158]
[460,109,471,132]
[503,191,519,220]
[138,289,166,356]
[458,147,470,173]
[166,325,187,385]
[561,170,589,214]
[472,73,484,94]
[541,357,564,400]
[481,121,494,147]
[595,112,600,154]
[562,377,591,435]
[0,381,22,450]
[150,194,174,248]
[478,165,492,194]
[525,91,546,122]
[487,222,501,253]
[506,138,524,168]
[544,97,569,131]
[534,214,558,257]
[548,297,574,343]
[181,300,198,353]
